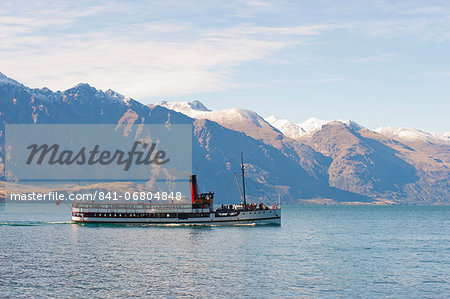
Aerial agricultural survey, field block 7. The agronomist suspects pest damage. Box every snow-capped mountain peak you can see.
[65,83,99,96]
[105,89,123,99]
[157,101,281,143]
[375,127,450,144]
[0,72,23,87]
[266,115,306,139]
[266,116,330,139]
[298,117,329,133]
[157,100,210,115]
[189,100,210,111]
[343,120,364,131]
[158,101,266,126]
[73,83,93,89]
[266,115,368,139]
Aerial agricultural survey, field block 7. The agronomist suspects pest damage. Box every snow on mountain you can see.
[375,127,450,144]
[157,100,281,143]
[299,117,330,134]
[158,100,210,115]
[265,115,306,139]
[343,120,365,131]
[266,116,332,139]
[265,115,369,140]
[0,72,22,86]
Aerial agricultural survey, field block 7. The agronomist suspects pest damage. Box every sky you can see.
[0,0,449,133]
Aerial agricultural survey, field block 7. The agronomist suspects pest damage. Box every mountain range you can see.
[0,72,448,204]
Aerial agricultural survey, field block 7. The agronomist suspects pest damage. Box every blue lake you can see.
[1,203,449,297]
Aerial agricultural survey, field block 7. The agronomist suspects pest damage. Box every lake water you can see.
[1,203,449,298]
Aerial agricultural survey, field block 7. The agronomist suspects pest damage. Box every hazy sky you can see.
[1,0,449,133]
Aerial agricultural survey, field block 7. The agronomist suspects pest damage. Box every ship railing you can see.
[72,203,194,210]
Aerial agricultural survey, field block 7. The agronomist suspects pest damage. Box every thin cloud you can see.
[205,23,351,39]
[354,17,450,42]
[0,2,343,98]
[419,70,450,77]
[298,78,344,83]
[401,6,447,15]
[0,26,288,98]
[349,53,397,63]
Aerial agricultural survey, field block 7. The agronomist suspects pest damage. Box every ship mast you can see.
[241,152,247,208]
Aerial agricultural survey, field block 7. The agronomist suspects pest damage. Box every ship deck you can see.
[71,202,281,225]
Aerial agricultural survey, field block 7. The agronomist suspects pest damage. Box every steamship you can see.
[72,154,281,225]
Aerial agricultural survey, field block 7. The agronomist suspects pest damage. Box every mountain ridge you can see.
[264,109,448,144]
[0,74,448,204]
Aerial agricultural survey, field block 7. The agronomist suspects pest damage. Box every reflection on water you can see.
[0,203,449,297]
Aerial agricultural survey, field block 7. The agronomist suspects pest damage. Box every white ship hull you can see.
[72,203,281,225]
